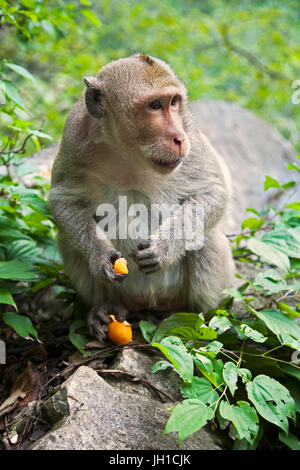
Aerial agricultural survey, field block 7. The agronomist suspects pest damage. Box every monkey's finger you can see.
[135,256,159,267]
[130,247,155,260]
[137,240,151,251]
[109,251,123,263]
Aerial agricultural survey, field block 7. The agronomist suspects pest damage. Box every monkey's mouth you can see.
[151,157,182,170]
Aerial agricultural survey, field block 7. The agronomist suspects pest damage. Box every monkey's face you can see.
[84,55,191,174]
[132,92,191,174]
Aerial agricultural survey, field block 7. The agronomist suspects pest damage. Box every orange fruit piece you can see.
[113,257,128,275]
[107,317,132,346]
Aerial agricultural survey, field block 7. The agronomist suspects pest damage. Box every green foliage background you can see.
[1,0,300,146]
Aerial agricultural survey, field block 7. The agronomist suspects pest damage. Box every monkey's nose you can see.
[173,135,185,155]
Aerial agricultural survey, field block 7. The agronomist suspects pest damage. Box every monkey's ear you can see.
[83,76,104,119]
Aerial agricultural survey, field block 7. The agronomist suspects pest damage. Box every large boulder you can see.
[30,366,225,450]
[190,100,299,230]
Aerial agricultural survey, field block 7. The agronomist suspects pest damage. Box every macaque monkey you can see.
[49,53,234,342]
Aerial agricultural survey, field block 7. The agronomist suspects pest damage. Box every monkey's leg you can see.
[184,230,235,313]
[88,303,129,345]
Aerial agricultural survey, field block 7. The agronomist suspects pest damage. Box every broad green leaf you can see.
[223,361,238,396]
[241,217,264,230]
[152,336,194,383]
[248,238,290,272]
[197,340,223,357]
[180,377,219,405]
[246,375,296,434]
[5,62,35,82]
[2,80,23,108]
[254,269,287,294]
[194,354,224,387]
[164,399,214,445]
[219,401,259,444]
[28,129,52,140]
[3,312,38,339]
[254,308,300,350]
[0,260,35,280]
[69,320,89,356]
[196,327,217,340]
[278,432,300,450]
[264,176,281,190]
[139,320,156,343]
[223,288,243,300]
[239,368,252,383]
[209,315,232,334]
[152,312,201,343]
[237,324,267,343]
[0,288,17,310]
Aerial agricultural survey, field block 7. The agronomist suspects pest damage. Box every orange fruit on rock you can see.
[113,257,128,275]
[107,317,132,346]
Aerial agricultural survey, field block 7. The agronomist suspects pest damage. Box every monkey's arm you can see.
[48,184,125,283]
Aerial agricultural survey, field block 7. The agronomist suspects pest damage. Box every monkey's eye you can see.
[148,99,162,110]
[171,95,180,106]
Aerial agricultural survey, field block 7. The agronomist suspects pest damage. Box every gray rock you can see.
[104,346,182,401]
[190,100,299,231]
[30,366,225,450]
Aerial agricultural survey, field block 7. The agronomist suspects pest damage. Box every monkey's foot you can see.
[88,304,129,345]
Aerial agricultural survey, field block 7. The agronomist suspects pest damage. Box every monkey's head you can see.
[83,54,190,173]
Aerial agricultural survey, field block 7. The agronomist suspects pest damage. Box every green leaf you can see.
[288,162,300,173]
[139,320,156,343]
[196,327,217,340]
[3,312,38,339]
[238,368,252,383]
[254,308,300,350]
[151,360,173,373]
[0,259,35,280]
[223,361,238,396]
[80,9,102,26]
[0,288,17,310]
[219,401,259,444]
[194,354,224,387]
[209,315,232,334]
[2,80,24,108]
[246,375,296,434]
[152,312,201,343]
[180,376,219,404]
[254,269,287,294]
[278,432,300,450]
[237,324,267,343]
[5,62,35,82]
[248,237,290,272]
[264,176,281,190]
[69,320,89,356]
[152,336,194,383]
[164,399,214,445]
[277,303,300,318]
[241,217,264,230]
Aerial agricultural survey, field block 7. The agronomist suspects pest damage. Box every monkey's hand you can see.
[88,304,128,345]
[129,235,185,274]
[89,249,126,283]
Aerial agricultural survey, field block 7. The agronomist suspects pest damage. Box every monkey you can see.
[48,53,235,343]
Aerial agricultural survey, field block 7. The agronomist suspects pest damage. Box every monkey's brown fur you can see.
[49,54,234,342]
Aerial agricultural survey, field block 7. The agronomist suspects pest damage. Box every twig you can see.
[221,25,288,81]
